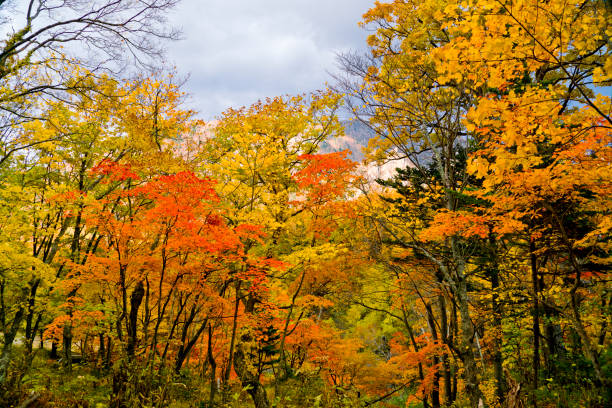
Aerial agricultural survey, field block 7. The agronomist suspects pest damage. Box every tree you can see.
[51,168,257,406]
[429,0,610,395]
[337,1,610,405]
[199,91,358,407]
[336,2,490,405]
[0,0,181,165]
[0,71,196,401]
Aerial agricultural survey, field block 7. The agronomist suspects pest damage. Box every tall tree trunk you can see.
[98,333,106,369]
[401,305,430,408]
[456,277,486,408]
[207,324,217,408]
[127,280,144,358]
[425,303,441,408]
[0,305,25,385]
[174,318,208,373]
[437,295,453,406]
[105,337,112,370]
[529,240,541,405]
[222,282,241,403]
[451,300,458,403]
[233,293,269,408]
[224,282,240,384]
[24,279,41,355]
[489,263,505,403]
[278,270,305,378]
[112,279,144,408]
[63,321,73,372]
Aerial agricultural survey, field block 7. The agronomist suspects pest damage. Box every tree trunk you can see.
[50,341,58,359]
[24,279,41,355]
[224,282,240,384]
[233,292,269,408]
[529,240,541,406]
[127,280,144,357]
[425,303,441,408]
[0,306,25,384]
[63,321,73,372]
[98,333,106,369]
[437,295,453,406]
[401,305,429,407]
[207,324,217,408]
[174,318,208,373]
[456,278,486,408]
[490,264,505,403]
[105,337,112,370]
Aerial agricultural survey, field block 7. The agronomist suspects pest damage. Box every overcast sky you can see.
[165,0,375,120]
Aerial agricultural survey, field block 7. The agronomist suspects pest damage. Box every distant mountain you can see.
[178,119,415,182]
[341,120,378,146]
[320,120,376,161]
[320,120,417,181]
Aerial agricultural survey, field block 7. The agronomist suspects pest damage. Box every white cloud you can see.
[166,0,374,119]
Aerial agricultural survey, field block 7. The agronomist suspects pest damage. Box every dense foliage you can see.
[0,0,609,407]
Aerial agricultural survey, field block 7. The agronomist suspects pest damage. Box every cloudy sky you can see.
[165,0,374,120]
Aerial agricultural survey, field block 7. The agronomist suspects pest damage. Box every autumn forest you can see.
[0,1,610,407]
